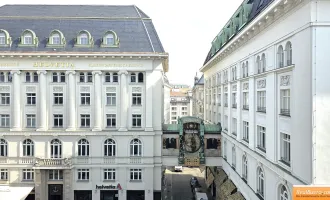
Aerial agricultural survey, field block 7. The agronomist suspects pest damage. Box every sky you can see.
[0,0,243,86]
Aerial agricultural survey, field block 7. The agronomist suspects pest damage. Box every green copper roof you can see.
[204,124,222,132]
[162,124,179,131]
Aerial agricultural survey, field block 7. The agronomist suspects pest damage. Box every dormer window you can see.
[75,30,93,47]
[52,33,60,45]
[24,33,32,45]
[46,30,66,48]
[0,33,5,45]
[80,33,88,45]
[101,31,119,47]
[19,29,38,47]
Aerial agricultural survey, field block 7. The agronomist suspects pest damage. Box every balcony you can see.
[257,107,266,113]
[0,157,36,165]
[232,104,237,108]
[34,158,72,169]
[242,105,249,110]
[280,109,290,117]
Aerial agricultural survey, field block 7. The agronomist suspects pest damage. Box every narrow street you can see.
[162,167,212,200]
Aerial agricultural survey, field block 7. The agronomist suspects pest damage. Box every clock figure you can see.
[184,133,201,153]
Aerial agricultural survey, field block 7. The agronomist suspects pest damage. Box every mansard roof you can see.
[0,4,164,53]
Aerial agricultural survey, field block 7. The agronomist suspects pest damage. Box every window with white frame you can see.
[0,139,7,156]
[242,62,249,77]
[257,91,266,113]
[130,169,142,181]
[0,114,10,127]
[0,93,10,105]
[22,169,34,181]
[23,33,33,45]
[280,133,291,166]
[132,114,142,127]
[79,33,88,45]
[130,73,136,82]
[279,185,289,200]
[261,53,266,72]
[105,72,111,82]
[52,72,66,82]
[224,115,228,131]
[80,93,90,105]
[104,169,116,180]
[54,114,63,127]
[232,146,236,169]
[277,45,284,68]
[26,93,36,105]
[213,89,216,105]
[242,155,247,180]
[26,114,36,128]
[132,93,142,105]
[79,72,93,83]
[243,92,249,110]
[285,42,292,66]
[217,88,221,106]
[78,139,90,156]
[217,73,221,85]
[0,169,8,180]
[106,93,116,105]
[104,139,116,156]
[231,66,237,80]
[23,139,34,157]
[257,126,266,152]
[243,121,249,142]
[0,72,4,82]
[25,72,38,83]
[0,32,5,45]
[137,72,144,83]
[112,73,118,82]
[49,170,63,180]
[80,114,90,127]
[223,140,227,159]
[106,114,116,127]
[50,139,62,158]
[105,34,114,45]
[52,33,61,45]
[54,93,63,105]
[280,89,290,116]
[224,93,228,107]
[182,107,188,111]
[256,55,261,74]
[77,169,89,180]
[130,139,142,156]
[257,167,265,198]
[232,92,237,108]
[232,118,237,135]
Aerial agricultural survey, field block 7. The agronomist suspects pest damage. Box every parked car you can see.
[174,166,183,172]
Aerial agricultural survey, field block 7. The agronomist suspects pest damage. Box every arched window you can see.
[138,72,144,83]
[104,139,116,156]
[79,72,85,82]
[87,72,93,82]
[23,139,34,157]
[60,72,65,82]
[261,53,266,72]
[105,72,111,82]
[80,33,88,45]
[33,72,38,82]
[23,32,33,45]
[52,72,58,82]
[242,155,248,180]
[78,139,89,156]
[7,72,12,82]
[278,45,284,68]
[0,139,8,156]
[105,33,114,45]
[257,167,265,197]
[246,61,249,76]
[0,72,4,82]
[50,139,62,158]
[285,42,292,66]
[113,73,118,83]
[25,72,31,82]
[131,73,136,82]
[232,146,236,168]
[256,55,261,74]
[130,139,142,156]
[279,184,289,200]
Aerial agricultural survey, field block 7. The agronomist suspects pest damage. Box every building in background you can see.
[169,84,192,124]
[0,5,168,200]
[192,74,204,119]
[201,0,330,199]
[162,73,172,124]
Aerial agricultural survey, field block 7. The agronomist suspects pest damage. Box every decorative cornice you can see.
[65,70,76,75]
[37,70,47,75]
[92,71,102,75]
[118,70,128,75]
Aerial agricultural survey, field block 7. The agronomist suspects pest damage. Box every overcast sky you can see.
[1,0,243,86]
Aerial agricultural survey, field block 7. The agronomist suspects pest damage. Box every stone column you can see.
[92,71,102,131]
[37,70,47,131]
[145,71,154,131]
[66,70,76,131]
[34,169,47,200]
[10,70,21,131]
[63,169,73,200]
[118,70,128,131]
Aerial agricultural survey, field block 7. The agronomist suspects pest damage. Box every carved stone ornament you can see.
[132,87,142,93]
[106,87,116,93]
[280,75,290,86]
[0,86,10,92]
[224,87,228,92]
[26,86,36,92]
[257,79,266,89]
[53,86,63,92]
[80,86,90,92]
[232,85,237,92]
[243,83,249,90]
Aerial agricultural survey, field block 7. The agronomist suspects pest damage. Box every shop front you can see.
[96,184,121,200]
[0,185,34,200]
[74,190,92,200]
[127,190,145,200]
[48,184,63,200]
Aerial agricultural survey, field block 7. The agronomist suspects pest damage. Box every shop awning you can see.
[227,191,246,200]
[0,186,34,200]
[220,179,237,199]
[206,172,215,188]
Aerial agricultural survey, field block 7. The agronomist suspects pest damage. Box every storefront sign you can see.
[96,184,122,190]
[33,62,75,68]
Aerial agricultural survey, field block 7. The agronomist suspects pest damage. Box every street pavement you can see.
[162,167,212,200]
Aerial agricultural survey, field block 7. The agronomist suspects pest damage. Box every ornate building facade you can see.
[0,5,168,200]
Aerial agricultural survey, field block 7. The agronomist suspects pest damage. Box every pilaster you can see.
[145,189,154,200]
[63,169,73,200]
[145,71,154,131]
[92,71,102,131]
[10,70,21,131]
[36,70,48,131]
[66,70,76,131]
[119,70,128,131]
[35,169,47,200]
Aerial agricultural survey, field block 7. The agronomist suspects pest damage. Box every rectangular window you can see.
[171,107,177,111]
[0,114,10,127]
[0,35,5,45]
[77,169,89,180]
[171,112,177,116]
[80,93,90,105]
[106,93,116,105]
[80,114,90,127]
[104,169,116,180]
[243,92,249,110]
[24,36,32,45]
[280,89,290,116]
[182,107,188,111]
[257,126,266,152]
[280,133,291,166]
[224,115,228,131]
[224,93,228,107]
[26,114,36,128]
[106,114,116,127]
[22,169,34,181]
[54,93,63,105]
[0,93,10,105]
[26,93,36,105]
[232,93,237,108]
[52,36,60,45]
[243,121,249,142]
[257,91,266,112]
[182,112,188,115]
[0,169,8,180]
[232,118,237,135]
[132,93,142,105]
[130,169,142,181]
[54,114,63,127]
[49,170,63,180]
[132,114,142,127]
